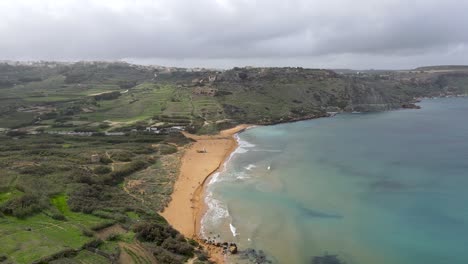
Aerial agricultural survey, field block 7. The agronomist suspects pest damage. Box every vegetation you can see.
[1,61,468,263]
[0,130,206,263]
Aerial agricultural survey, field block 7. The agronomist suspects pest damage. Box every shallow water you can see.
[201,97,468,264]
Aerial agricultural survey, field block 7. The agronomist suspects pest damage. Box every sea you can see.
[200,97,468,264]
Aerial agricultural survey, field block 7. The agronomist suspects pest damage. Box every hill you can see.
[414,65,468,72]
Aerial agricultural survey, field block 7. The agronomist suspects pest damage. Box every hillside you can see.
[1,62,468,133]
[414,65,468,72]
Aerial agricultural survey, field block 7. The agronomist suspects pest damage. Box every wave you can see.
[236,134,256,148]
[252,149,282,153]
[207,172,221,184]
[245,164,257,170]
[230,223,237,237]
[236,172,251,180]
[201,131,254,238]
[201,191,230,238]
[207,133,256,186]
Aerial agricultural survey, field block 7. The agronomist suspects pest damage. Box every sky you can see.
[1,0,468,69]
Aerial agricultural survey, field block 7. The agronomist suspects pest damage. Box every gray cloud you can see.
[1,0,468,68]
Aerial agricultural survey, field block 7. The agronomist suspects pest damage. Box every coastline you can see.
[161,124,252,263]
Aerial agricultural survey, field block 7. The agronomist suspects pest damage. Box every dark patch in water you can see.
[371,179,406,191]
[238,248,273,264]
[298,205,343,219]
[316,157,378,179]
[311,254,346,264]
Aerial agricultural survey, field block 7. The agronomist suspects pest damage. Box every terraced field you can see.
[0,195,111,264]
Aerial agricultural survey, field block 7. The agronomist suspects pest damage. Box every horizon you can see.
[2,59,468,71]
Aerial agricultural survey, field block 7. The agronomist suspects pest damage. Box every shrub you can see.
[161,237,194,257]
[81,228,94,237]
[196,251,209,261]
[83,239,103,249]
[110,150,134,162]
[133,222,178,245]
[6,130,27,137]
[118,80,137,89]
[98,123,111,129]
[159,144,177,155]
[107,160,148,183]
[50,212,66,221]
[70,168,95,184]
[94,91,121,101]
[93,166,111,175]
[1,194,48,218]
[188,239,199,247]
[100,156,113,164]
[152,247,185,264]
[132,146,156,155]
[90,221,115,231]
[18,164,56,176]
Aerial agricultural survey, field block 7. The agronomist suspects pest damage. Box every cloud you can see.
[0,0,467,68]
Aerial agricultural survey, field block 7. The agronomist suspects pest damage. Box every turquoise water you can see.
[201,97,468,264]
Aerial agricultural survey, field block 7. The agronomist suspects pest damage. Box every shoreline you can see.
[160,103,423,262]
[161,124,252,263]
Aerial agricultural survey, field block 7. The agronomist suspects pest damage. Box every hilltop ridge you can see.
[1,61,468,133]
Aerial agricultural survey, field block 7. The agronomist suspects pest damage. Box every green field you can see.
[0,193,113,263]
[0,127,201,263]
[0,213,107,263]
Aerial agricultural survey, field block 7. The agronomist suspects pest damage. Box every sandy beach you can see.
[161,124,251,262]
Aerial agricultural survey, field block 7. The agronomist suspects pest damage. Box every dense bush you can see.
[68,184,142,217]
[133,222,179,245]
[110,150,134,162]
[152,247,185,264]
[159,144,177,155]
[93,165,111,175]
[70,168,96,184]
[161,237,194,257]
[39,111,59,120]
[0,194,48,218]
[100,156,113,164]
[6,130,27,137]
[131,146,156,155]
[18,164,57,176]
[94,91,121,101]
[68,184,107,213]
[118,80,137,89]
[132,220,196,262]
[107,160,148,184]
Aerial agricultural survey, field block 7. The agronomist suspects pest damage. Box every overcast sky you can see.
[1,0,468,69]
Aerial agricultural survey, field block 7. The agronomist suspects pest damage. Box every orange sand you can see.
[161,124,252,263]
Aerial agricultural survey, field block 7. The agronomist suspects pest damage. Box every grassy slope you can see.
[0,130,198,263]
[0,211,108,263]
